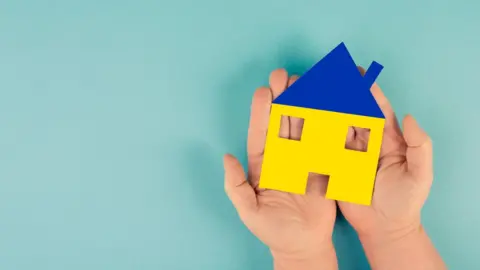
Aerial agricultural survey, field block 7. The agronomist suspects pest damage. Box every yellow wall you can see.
[259,104,385,205]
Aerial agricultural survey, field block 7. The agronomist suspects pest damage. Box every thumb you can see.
[223,154,258,217]
[402,115,433,182]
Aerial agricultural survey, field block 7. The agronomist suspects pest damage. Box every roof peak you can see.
[272,42,385,119]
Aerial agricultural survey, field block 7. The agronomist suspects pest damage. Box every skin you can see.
[340,67,447,270]
[224,67,447,269]
[223,69,338,270]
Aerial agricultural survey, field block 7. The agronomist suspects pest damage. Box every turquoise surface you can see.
[0,1,478,269]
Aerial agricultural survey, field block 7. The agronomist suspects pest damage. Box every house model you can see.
[258,42,385,206]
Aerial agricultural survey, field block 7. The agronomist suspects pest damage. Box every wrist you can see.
[271,241,338,270]
[358,224,446,270]
[358,221,423,250]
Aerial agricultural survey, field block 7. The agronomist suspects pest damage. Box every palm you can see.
[251,169,336,254]
[224,69,336,256]
[338,69,433,235]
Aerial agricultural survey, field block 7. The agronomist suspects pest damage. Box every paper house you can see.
[258,42,385,205]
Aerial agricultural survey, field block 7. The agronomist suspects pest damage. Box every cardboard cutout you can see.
[258,42,385,206]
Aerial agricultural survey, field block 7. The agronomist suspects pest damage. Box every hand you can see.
[338,67,446,269]
[224,69,338,270]
[339,67,432,238]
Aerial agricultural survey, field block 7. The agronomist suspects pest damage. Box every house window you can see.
[278,115,304,141]
[345,126,370,152]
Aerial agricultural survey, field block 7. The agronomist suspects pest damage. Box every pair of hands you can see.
[224,68,446,269]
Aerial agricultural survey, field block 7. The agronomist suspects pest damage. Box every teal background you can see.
[0,0,478,269]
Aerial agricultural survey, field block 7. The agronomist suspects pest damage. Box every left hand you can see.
[224,69,337,269]
[338,67,434,239]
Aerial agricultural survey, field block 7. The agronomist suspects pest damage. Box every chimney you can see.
[363,61,383,89]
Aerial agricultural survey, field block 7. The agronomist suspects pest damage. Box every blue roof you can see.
[273,42,385,119]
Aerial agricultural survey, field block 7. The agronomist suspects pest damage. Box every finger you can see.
[346,126,356,145]
[247,87,272,158]
[371,82,402,135]
[402,115,433,181]
[269,69,290,139]
[306,173,329,197]
[358,66,402,137]
[269,68,289,98]
[353,127,370,152]
[358,66,404,159]
[288,75,305,140]
[224,154,258,216]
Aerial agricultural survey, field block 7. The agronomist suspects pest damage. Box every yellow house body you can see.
[259,104,385,205]
[258,42,386,205]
